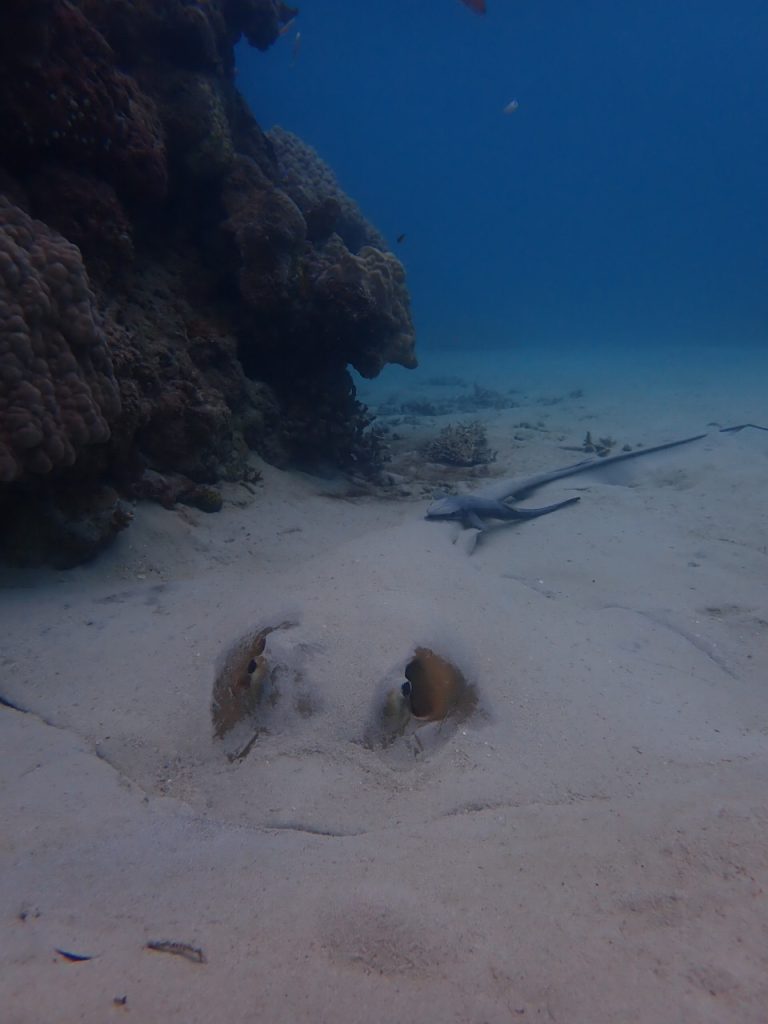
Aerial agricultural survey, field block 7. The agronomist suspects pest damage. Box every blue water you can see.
[236,1,768,357]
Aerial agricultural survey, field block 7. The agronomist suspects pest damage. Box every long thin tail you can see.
[505,496,581,519]
[719,423,768,433]
[512,433,709,500]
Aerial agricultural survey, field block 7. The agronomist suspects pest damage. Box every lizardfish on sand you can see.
[425,425,766,542]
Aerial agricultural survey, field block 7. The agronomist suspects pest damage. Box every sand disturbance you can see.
[1,360,768,1022]
[213,627,479,770]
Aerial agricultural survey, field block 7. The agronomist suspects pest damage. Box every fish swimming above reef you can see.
[460,0,487,14]
[291,30,302,65]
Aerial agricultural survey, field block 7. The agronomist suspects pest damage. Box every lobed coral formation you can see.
[0,196,120,483]
[146,70,235,182]
[27,167,134,276]
[79,0,232,72]
[0,0,168,202]
[310,237,417,379]
[0,0,417,565]
[222,141,416,380]
[222,154,307,315]
[268,126,386,253]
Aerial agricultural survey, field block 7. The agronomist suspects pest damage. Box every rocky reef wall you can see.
[0,0,417,565]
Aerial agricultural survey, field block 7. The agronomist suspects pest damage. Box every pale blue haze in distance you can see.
[236,1,768,355]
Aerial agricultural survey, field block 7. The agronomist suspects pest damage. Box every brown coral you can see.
[0,0,167,202]
[27,167,134,276]
[268,126,385,254]
[259,130,417,376]
[0,196,120,483]
[222,0,297,51]
[140,68,235,181]
[310,238,417,378]
[102,263,256,484]
[80,0,229,74]
[222,155,306,313]
[0,0,419,567]
[223,144,416,380]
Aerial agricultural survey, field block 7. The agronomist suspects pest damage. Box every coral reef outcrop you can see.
[0,0,168,202]
[309,237,417,379]
[0,196,120,483]
[268,126,386,253]
[0,0,417,565]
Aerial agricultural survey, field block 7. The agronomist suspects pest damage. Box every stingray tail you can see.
[719,422,768,433]
[505,496,581,519]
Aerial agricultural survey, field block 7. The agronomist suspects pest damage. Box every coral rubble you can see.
[0,0,416,565]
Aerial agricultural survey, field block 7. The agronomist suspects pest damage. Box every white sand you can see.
[2,346,767,1023]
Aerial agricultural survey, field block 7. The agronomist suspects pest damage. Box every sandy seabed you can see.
[1,343,767,1023]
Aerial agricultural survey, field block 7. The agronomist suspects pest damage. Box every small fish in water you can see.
[503,98,519,114]
[279,17,296,37]
[396,233,406,244]
[460,0,487,13]
[291,30,302,65]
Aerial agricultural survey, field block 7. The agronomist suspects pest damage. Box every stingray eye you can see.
[401,680,412,699]
[247,659,257,674]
